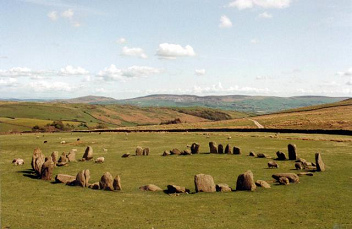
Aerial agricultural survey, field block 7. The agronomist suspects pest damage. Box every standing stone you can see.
[295,162,303,170]
[233,147,241,155]
[288,144,297,160]
[182,149,192,155]
[51,151,59,166]
[135,146,143,156]
[218,144,224,154]
[162,150,171,156]
[75,169,90,187]
[82,146,93,161]
[142,147,150,156]
[249,152,256,157]
[99,172,114,191]
[170,148,181,155]
[194,174,216,193]
[113,175,122,191]
[191,143,200,154]
[31,148,45,176]
[272,173,299,183]
[315,153,325,172]
[276,151,287,160]
[41,157,54,180]
[278,177,290,185]
[209,142,218,154]
[236,170,256,191]
[225,144,232,154]
[88,182,100,190]
[216,183,232,192]
[67,150,76,162]
[255,180,271,188]
[57,152,68,166]
[257,153,268,158]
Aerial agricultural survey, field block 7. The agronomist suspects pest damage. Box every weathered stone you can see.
[268,161,278,168]
[75,169,90,187]
[41,157,54,180]
[113,175,122,191]
[12,158,24,165]
[236,170,256,191]
[135,146,143,156]
[194,174,216,193]
[315,153,325,172]
[143,147,150,156]
[297,172,314,176]
[82,146,93,161]
[88,182,100,190]
[255,180,271,188]
[272,173,299,183]
[225,144,232,154]
[139,184,162,191]
[233,146,241,155]
[121,153,130,158]
[276,151,287,160]
[296,158,306,163]
[288,144,297,160]
[162,150,171,156]
[209,142,218,154]
[67,150,76,162]
[295,162,303,170]
[191,143,200,154]
[257,153,268,158]
[167,185,189,193]
[218,144,224,154]
[99,172,114,191]
[182,149,192,155]
[51,151,59,166]
[57,152,68,166]
[216,183,232,192]
[170,148,181,155]
[55,174,76,184]
[278,177,290,185]
[95,157,105,163]
[249,151,256,157]
[31,148,45,176]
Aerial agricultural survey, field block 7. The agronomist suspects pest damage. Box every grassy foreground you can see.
[1,132,351,228]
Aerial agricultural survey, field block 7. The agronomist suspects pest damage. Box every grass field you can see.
[1,132,351,228]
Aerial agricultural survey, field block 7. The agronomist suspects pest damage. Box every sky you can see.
[0,0,352,99]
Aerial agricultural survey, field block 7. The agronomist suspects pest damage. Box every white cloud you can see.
[0,67,32,77]
[219,15,233,28]
[0,78,17,87]
[72,22,81,27]
[59,65,89,75]
[61,9,74,19]
[47,11,58,21]
[346,78,352,86]
[192,82,270,94]
[121,46,148,59]
[28,81,76,92]
[156,43,196,59]
[228,0,291,10]
[250,39,259,44]
[256,76,272,80]
[117,38,127,44]
[195,69,206,76]
[258,12,273,18]
[337,67,352,76]
[98,65,161,81]
[95,88,106,93]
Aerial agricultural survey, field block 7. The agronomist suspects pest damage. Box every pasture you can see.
[1,132,351,228]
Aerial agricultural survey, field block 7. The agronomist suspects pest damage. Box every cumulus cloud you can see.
[219,15,233,28]
[193,82,270,94]
[0,78,17,87]
[195,69,206,76]
[156,43,196,59]
[28,81,76,92]
[228,0,291,10]
[0,67,32,77]
[47,11,58,21]
[258,12,273,18]
[59,65,89,75]
[121,46,148,59]
[337,67,352,76]
[61,9,74,19]
[117,38,127,44]
[97,65,161,81]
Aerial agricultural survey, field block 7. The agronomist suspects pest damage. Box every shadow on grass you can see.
[18,169,39,179]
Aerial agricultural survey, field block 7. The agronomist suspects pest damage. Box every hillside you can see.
[53,95,117,104]
[0,101,248,133]
[117,94,348,114]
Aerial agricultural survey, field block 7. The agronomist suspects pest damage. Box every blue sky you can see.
[0,0,351,99]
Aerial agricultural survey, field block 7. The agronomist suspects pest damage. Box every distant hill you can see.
[117,94,349,114]
[53,95,117,104]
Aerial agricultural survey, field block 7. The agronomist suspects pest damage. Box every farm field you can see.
[1,132,351,228]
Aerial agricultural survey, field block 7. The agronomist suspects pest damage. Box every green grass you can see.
[1,132,351,228]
